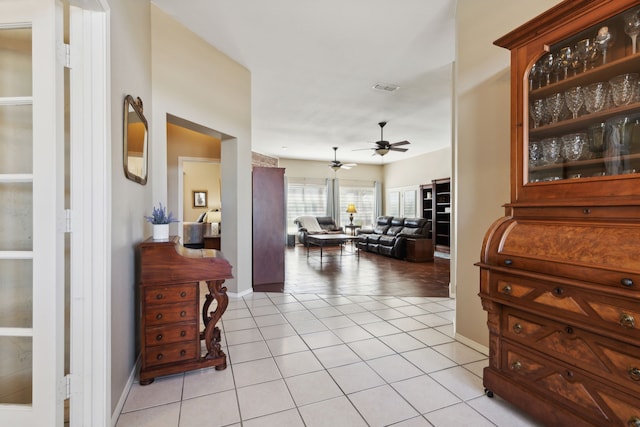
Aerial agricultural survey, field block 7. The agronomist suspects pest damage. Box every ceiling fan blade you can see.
[389,147,408,152]
[391,140,410,147]
[352,147,375,151]
[343,163,357,167]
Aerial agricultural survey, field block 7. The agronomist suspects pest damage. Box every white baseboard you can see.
[454,333,489,356]
[111,355,140,427]
[228,288,253,298]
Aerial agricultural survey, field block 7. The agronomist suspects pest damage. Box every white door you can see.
[0,0,65,425]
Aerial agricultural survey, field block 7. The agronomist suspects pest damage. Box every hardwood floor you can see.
[283,244,450,297]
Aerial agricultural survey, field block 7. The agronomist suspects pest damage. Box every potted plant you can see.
[144,203,178,240]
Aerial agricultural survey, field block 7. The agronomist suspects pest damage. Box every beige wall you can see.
[183,162,222,222]
[383,147,452,189]
[108,0,152,414]
[151,5,252,294]
[454,0,563,348]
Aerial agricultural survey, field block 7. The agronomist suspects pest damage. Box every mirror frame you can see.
[123,94,148,185]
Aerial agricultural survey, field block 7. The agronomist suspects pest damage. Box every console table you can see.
[136,236,233,384]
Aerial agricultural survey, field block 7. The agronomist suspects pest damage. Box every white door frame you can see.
[69,1,111,426]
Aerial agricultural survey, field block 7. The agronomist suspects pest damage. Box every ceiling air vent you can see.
[372,82,400,92]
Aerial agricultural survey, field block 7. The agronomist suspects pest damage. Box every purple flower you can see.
[144,203,179,224]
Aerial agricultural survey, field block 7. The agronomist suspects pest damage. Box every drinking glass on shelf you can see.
[609,73,638,106]
[545,93,564,123]
[624,7,640,55]
[561,133,588,161]
[540,53,555,86]
[575,38,598,72]
[564,86,584,119]
[529,98,546,128]
[529,140,542,167]
[558,46,574,80]
[594,26,614,65]
[587,122,606,157]
[541,137,561,165]
[529,62,541,91]
[583,82,608,113]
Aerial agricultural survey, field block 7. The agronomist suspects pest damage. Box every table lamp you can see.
[346,204,357,225]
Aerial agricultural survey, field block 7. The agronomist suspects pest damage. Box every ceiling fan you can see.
[356,121,410,156]
[329,147,357,171]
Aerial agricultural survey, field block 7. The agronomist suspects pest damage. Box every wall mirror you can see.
[123,95,148,184]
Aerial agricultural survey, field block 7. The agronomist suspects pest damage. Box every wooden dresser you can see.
[478,1,640,425]
[136,236,233,384]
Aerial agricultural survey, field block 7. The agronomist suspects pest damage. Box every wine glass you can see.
[540,53,555,86]
[624,7,640,55]
[529,99,546,128]
[609,73,638,106]
[545,93,564,123]
[583,82,608,113]
[561,133,588,161]
[576,38,598,72]
[565,86,584,119]
[558,46,574,80]
[528,62,541,91]
[594,26,614,65]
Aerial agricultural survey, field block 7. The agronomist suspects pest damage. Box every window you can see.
[386,187,418,218]
[286,178,327,233]
[339,180,375,227]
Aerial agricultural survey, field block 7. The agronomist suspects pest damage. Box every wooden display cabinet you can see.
[478,1,640,425]
[433,178,451,253]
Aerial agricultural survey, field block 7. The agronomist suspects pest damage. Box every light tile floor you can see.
[115,292,543,427]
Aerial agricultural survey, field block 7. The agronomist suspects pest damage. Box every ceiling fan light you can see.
[331,164,341,171]
[375,147,389,156]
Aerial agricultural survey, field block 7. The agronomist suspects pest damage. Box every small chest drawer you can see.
[500,342,640,426]
[491,273,640,342]
[145,324,198,347]
[503,308,640,393]
[144,303,196,326]
[144,341,199,368]
[144,284,197,305]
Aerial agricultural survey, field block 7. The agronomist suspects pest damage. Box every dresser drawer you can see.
[144,341,199,368]
[144,303,197,326]
[491,273,640,342]
[145,324,198,347]
[500,342,640,426]
[144,283,197,305]
[503,308,640,394]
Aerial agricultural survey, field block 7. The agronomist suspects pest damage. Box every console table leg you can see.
[203,280,228,365]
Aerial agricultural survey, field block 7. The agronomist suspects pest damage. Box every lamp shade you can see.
[346,204,357,214]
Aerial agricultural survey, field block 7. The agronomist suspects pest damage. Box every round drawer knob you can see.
[629,368,640,381]
[504,259,513,266]
[180,311,187,317]
[156,334,163,341]
[621,278,634,287]
[552,287,564,296]
[180,330,186,337]
[565,326,574,334]
[155,313,163,320]
[510,361,522,371]
[156,294,163,300]
[513,323,523,334]
[502,285,512,295]
[180,349,186,357]
[180,291,187,297]
[620,313,636,329]
[582,208,591,214]
[156,353,163,360]
[628,416,640,427]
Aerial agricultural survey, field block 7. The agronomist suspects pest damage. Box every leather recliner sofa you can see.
[294,216,344,245]
[356,216,432,259]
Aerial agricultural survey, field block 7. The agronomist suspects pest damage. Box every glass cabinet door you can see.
[526,4,640,184]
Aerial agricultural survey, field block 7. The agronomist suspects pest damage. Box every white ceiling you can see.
[152,0,457,166]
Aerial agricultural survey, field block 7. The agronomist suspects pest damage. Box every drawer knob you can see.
[510,361,522,371]
[156,293,163,300]
[180,349,186,357]
[156,334,163,341]
[180,311,187,317]
[513,323,523,334]
[156,353,163,361]
[504,259,513,266]
[180,291,187,297]
[582,208,591,214]
[552,287,564,296]
[564,326,574,334]
[502,285,512,295]
[620,314,636,329]
[629,368,640,381]
[628,416,640,427]
[621,278,634,287]
[155,313,163,320]
[180,330,186,337]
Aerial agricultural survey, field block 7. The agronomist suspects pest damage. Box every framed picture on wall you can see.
[193,190,207,208]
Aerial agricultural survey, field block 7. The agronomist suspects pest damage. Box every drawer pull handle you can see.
[156,353,163,361]
[552,287,564,296]
[155,313,163,320]
[513,323,522,334]
[510,361,522,371]
[180,311,187,317]
[628,416,640,427]
[565,326,574,334]
[502,285,512,295]
[180,291,187,297]
[621,314,636,329]
[629,368,640,381]
[180,330,186,337]
[504,259,513,266]
[621,278,634,287]
[180,350,186,357]
[156,334,163,341]
[582,208,591,214]
[156,294,163,300]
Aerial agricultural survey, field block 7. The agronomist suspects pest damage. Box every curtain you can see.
[374,181,382,218]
